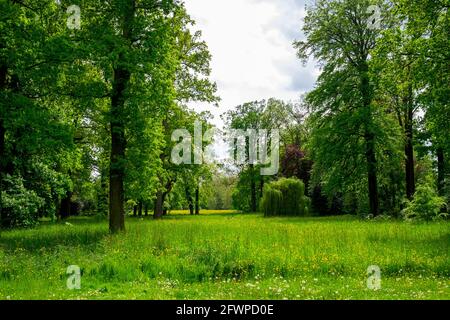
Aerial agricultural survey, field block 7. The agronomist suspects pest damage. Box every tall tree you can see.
[396,0,450,199]
[223,101,266,212]
[0,0,82,227]
[373,27,421,200]
[295,0,394,216]
[76,0,184,232]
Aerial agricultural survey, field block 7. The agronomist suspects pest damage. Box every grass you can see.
[0,212,448,300]
[168,209,239,215]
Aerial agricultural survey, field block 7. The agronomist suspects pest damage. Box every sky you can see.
[184,0,319,128]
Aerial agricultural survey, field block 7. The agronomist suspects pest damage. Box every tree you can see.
[295,0,395,216]
[0,0,84,227]
[373,27,420,200]
[223,101,266,212]
[72,0,206,231]
[155,110,215,218]
[396,0,450,201]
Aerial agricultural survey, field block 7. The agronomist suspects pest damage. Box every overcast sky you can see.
[184,0,319,128]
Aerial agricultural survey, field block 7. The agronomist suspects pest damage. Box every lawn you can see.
[0,213,448,300]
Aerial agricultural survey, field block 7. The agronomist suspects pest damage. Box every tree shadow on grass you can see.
[0,220,109,253]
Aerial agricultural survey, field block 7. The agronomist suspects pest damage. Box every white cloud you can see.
[183,0,318,159]
[184,0,318,115]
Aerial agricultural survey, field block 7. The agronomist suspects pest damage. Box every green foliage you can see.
[262,178,310,217]
[261,188,282,217]
[402,182,447,222]
[224,99,307,213]
[0,0,218,229]
[402,159,447,221]
[1,174,44,228]
[230,166,266,213]
[231,187,251,213]
[204,174,235,210]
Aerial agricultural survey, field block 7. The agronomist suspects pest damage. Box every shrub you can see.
[402,174,447,222]
[1,174,44,228]
[261,178,310,217]
[261,188,282,217]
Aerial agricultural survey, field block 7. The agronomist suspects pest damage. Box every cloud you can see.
[184,0,318,128]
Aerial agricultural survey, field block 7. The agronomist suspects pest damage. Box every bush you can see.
[402,174,447,222]
[261,178,310,217]
[1,174,44,228]
[261,188,283,217]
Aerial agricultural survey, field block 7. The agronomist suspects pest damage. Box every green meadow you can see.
[0,213,448,300]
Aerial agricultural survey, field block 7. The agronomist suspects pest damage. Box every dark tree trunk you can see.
[360,64,379,216]
[250,164,257,212]
[365,129,379,216]
[403,81,416,200]
[133,205,137,217]
[0,63,7,227]
[154,179,175,219]
[186,188,194,215]
[437,148,445,196]
[138,201,143,217]
[144,204,148,216]
[405,114,415,199]
[154,190,164,219]
[109,65,129,233]
[58,191,72,220]
[300,158,313,196]
[0,118,5,227]
[195,185,200,215]
[109,1,135,233]
[259,178,264,198]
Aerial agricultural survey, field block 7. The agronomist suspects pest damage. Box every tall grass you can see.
[0,214,448,299]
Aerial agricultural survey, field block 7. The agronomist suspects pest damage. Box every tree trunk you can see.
[0,63,7,227]
[109,0,135,233]
[437,147,445,196]
[162,192,168,216]
[109,65,129,233]
[0,118,5,227]
[405,114,415,199]
[259,178,264,198]
[133,205,137,217]
[154,179,175,219]
[154,190,164,219]
[186,188,194,215]
[365,134,379,216]
[403,80,416,200]
[360,64,379,216]
[138,201,143,217]
[144,204,148,216]
[58,191,72,220]
[195,185,200,215]
[250,164,257,212]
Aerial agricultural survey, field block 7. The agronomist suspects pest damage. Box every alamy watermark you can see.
[66,5,81,30]
[52,1,81,30]
[66,265,81,290]
[367,265,381,290]
[171,121,279,176]
[366,5,382,30]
